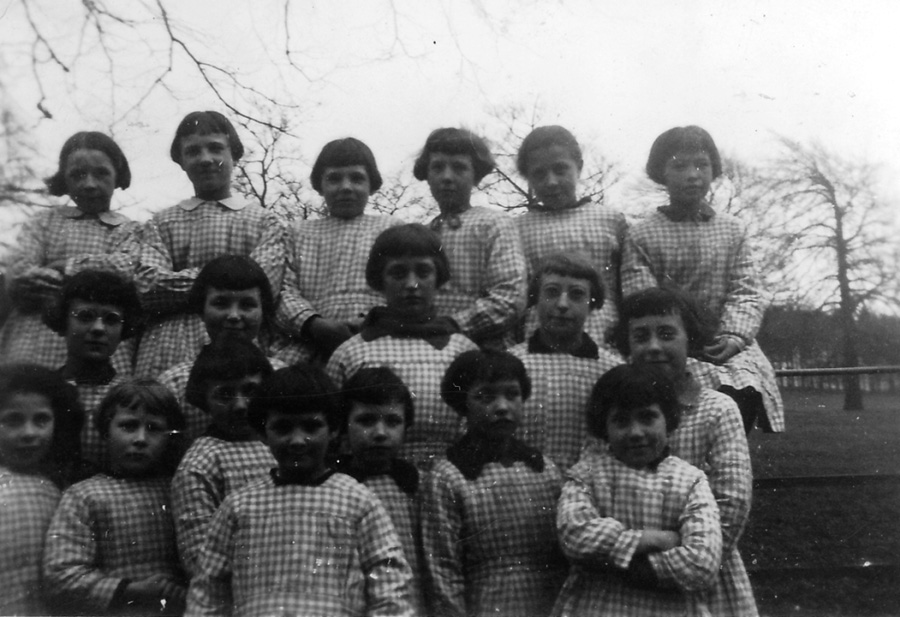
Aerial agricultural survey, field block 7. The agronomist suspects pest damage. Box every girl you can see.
[413,127,526,346]
[515,125,627,346]
[0,365,83,615]
[610,287,759,616]
[422,349,567,617]
[0,131,140,372]
[275,137,399,362]
[554,364,722,617]
[326,223,478,472]
[621,125,783,433]
[135,110,285,378]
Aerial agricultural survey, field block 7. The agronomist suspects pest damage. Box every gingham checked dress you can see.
[63,366,126,471]
[134,197,285,378]
[184,470,413,617]
[621,207,784,431]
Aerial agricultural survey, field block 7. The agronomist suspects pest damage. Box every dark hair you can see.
[340,367,414,431]
[44,270,143,340]
[365,223,451,291]
[441,349,531,416]
[413,128,495,184]
[46,131,131,196]
[586,364,680,440]
[527,252,604,309]
[184,339,273,412]
[248,365,341,435]
[645,125,722,185]
[170,111,244,164]
[516,125,584,177]
[610,287,717,358]
[310,137,383,194]
[0,364,84,486]
[187,255,275,321]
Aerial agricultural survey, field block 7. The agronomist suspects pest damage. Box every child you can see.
[0,365,83,615]
[421,349,568,617]
[185,364,413,616]
[413,127,526,346]
[610,287,759,616]
[43,379,187,616]
[621,125,784,433]
[554,364,722,617]
[44,269,143,471]
[514,125,627,345]
[326,223,478,472]
[171,338,275,578]
[275,137,399,362]
[135,110,285,378]
[0,131,139,372]
[334,367,425,614]
[158,254,285,445]
[509,252,623,470]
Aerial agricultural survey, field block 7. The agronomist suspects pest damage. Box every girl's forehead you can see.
[629,310,685,327]
[112,404,168,425]
[469,378,522,392]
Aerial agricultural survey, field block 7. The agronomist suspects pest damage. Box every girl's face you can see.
[321,165,371,219]
[64,149,117,214]
[205,373,263,440]
[606,403,668,469]
[465,379,523,441]
[265,410,334,481]
[426,152,475,211]
[525,144,581,210]
[662,149,713,208]
[381,256,438,319]
[203,287,263,343]
[0,393,55,473]
[627,312,689,382]
[66,299,124,364]
[179,132,234,201]
[535,273,592,342]
[106,405,171,477]
[345,401,406,473]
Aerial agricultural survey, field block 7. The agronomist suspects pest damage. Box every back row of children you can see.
[0,112,784,436]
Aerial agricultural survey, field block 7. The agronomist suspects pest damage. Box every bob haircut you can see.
[645,125,722,185]
[0,363,84,486]
[44,270,143,340]
[310,137,383,194]
[248,364,341,435]
[187,255,276,320]
[441,349,531,416]
[586,364,680,440]
[184,338,274,413]
[516,125,584,177]
[340,366,414,431]
[412,127,495,184]
[527,252,604,310]
[170,111,244,165]
[46,131,131,196]
[365,223,451,292]
[610,287,717,358]
[96,379,185,438]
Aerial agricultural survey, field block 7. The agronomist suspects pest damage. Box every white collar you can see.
[60,206,130,227]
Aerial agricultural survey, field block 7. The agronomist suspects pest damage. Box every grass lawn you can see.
[742,390,900,616]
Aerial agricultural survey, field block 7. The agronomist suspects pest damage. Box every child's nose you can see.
[133,427,149,444]
[372,421,388,439]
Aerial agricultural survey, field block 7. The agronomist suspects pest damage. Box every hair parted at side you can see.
[248,364,341,435]
[310,137,383,194]
[340,366,414,431]
[184,338,273,412]
[170,110,244,164]
[441,349,531,416]
[413,127,495,184]
[586,364,680,440]
[516,125,584,177]
[187,254,275,320]
[365,223,451,291]
[645,125,722,185]
[43,270,143,340]
[527,251,604,309]
[46,131,132,196]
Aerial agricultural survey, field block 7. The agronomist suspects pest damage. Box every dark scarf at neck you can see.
[271,467,335,486]
[658,201,716,222]
[527,331,599,359]
[447,432,544,481]
[58,362,116,386]
[360,306,458,350]
[429,203,471,231]
[527,195,592,213]
[334,456,419,495]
